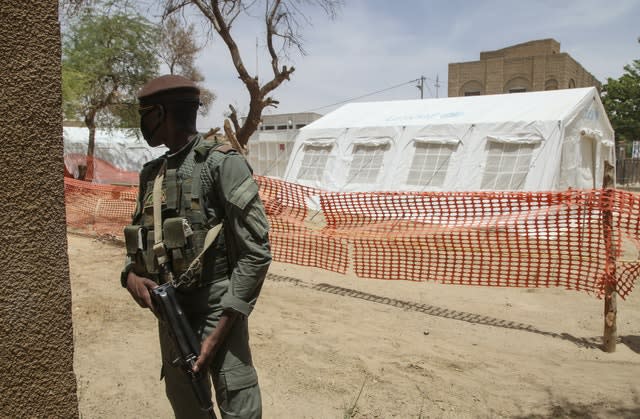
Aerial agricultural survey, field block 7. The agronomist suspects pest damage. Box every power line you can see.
[306,78,423,112]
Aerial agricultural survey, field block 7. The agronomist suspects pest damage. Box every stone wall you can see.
[0,2,79,417]
[448,39,600,97]
[479,38,560,60]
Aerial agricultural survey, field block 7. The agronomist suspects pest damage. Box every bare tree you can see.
[164,0,341,147]
[158,15,216,115]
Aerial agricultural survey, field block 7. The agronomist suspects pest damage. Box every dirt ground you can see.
[68,233,640,419]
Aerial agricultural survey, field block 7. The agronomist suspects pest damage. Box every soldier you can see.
[121,74,271,419]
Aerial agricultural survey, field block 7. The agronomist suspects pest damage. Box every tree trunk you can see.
[83,110,97,181]
[236,97,263,147]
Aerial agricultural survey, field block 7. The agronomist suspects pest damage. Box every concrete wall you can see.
[0,2,79,417]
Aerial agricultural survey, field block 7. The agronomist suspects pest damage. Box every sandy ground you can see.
[69,233,640,419]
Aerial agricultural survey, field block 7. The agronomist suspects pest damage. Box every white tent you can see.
[283,87,614,192]
[63,127,167,176]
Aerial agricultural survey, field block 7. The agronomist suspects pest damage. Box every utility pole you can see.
[435,74,441,98]
[416,75,426,99]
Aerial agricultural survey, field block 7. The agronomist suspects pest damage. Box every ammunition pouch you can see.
[163,217,199,276]
[125,217,219,285]
[123,225,157,276]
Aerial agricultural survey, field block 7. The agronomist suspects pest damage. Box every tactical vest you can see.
[124,139,233,287]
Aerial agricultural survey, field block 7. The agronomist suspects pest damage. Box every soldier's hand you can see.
[125,271,158,313]
[193,332,221,374]
[193,311,238,373]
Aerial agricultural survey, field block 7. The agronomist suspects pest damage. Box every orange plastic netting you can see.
[64,176,640,298]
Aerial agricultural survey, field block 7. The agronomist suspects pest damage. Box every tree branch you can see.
[265,0,282,75]
[163,0,191,20]
[260,65,295,97]
[192,0,258,95]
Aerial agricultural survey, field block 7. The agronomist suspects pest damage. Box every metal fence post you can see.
[602,160,617,352]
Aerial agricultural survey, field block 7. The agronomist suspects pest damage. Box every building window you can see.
[276,125,288,130]
[264,125,275,130]
[505,76,530,94]
[481,141,536,190]
[568,79,576,88]
[348,142,389,183]
[407,141,458,187]
[297,143,333,181]
[295,124,306,129]
[545,79,558,90]
[248,141,294,178]
[460,80,483,97]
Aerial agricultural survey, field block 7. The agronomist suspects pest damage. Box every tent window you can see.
[297,143,333,181]
[348,143,389,183]
[481,142,536,190]
[408,142,457,187]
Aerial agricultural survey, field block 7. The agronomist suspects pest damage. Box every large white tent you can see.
[283,87,614,192]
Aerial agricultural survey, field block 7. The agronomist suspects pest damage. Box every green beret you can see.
[138,74,200,104]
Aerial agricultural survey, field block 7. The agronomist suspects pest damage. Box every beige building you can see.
[245,112,323,178]
[448,39,600,97]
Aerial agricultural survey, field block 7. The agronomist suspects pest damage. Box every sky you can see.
[163,0,640,131]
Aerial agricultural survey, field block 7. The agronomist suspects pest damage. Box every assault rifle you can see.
[151,282,217,419]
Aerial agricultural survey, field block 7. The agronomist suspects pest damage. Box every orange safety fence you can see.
[65,178,138,237]
[64,176,640,299]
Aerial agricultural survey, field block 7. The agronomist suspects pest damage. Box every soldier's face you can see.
[139,104,165,147]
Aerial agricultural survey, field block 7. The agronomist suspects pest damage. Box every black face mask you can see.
[140,105,164,146]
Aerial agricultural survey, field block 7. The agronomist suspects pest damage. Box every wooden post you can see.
[602,160,617,352]
[224,119,246,155]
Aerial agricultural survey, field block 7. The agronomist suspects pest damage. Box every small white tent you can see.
[283,87,614,192]
[63,127,167,177]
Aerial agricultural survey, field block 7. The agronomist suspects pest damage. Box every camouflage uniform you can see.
[123,134,271,419]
